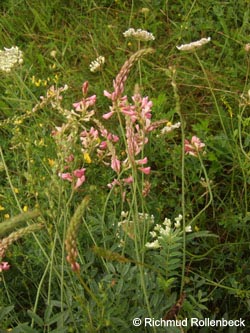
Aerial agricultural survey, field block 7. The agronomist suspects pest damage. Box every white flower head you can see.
[89,56,105,73]
[177,37,211,51]
[123,28,155,42]
[0,46,23,72]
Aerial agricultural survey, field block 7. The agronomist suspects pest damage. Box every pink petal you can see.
[102,110,115,119]
[138,167,151,175]
[111,157,121,173]
[123,176,133,183]
[73,168,86,178]
[136,157,148,165]
[74,176,86,189]
[58,172,73,182]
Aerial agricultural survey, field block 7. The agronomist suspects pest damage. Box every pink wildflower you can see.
[107,179,120,188]
[111,156,121,173]
[58,172,73,182]
[73,168,86,188]
[99,141,108,149]
[184,136,205,157]
[123,176,133,183]
[136,157,148,165]
[0,261,10,272]
[73,95,96,111]
[103,110,115,119]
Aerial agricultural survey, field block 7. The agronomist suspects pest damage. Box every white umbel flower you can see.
[0,46,23,72]
[176,37,211,51]
[123,28,155,41]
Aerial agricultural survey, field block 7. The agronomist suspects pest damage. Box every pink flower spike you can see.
[0,262,10,272]
[103,110,115,120]
[59,172,73,182]
[138,167,151,175]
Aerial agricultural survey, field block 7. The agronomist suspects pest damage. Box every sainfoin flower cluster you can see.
[51,48,172,198]
[184,136,205,157]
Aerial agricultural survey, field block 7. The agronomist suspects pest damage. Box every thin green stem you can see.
[194,52,227,136]
[170,68,186,294]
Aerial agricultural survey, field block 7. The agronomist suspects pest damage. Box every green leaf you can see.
[46,310,69,326]
[11,323,40,333]
[0,305,14,321]
[27,310,44,327]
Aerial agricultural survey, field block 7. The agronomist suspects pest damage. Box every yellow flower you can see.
[35,79,41,87]
[83,152,92,164]
[0,205,5,211]
[23,205,28,212]
[48,158,55,167]
[4,214,10,219]
[14,188,19,193]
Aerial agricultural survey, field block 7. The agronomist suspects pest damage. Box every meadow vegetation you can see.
[0,0,250,332]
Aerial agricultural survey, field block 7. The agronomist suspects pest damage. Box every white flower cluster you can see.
[123,28,155,42]
[161,121,181,134]
[176,37,211,51]
[89,56,105,73]
[145,214,192,249]
[0,46,23,72]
